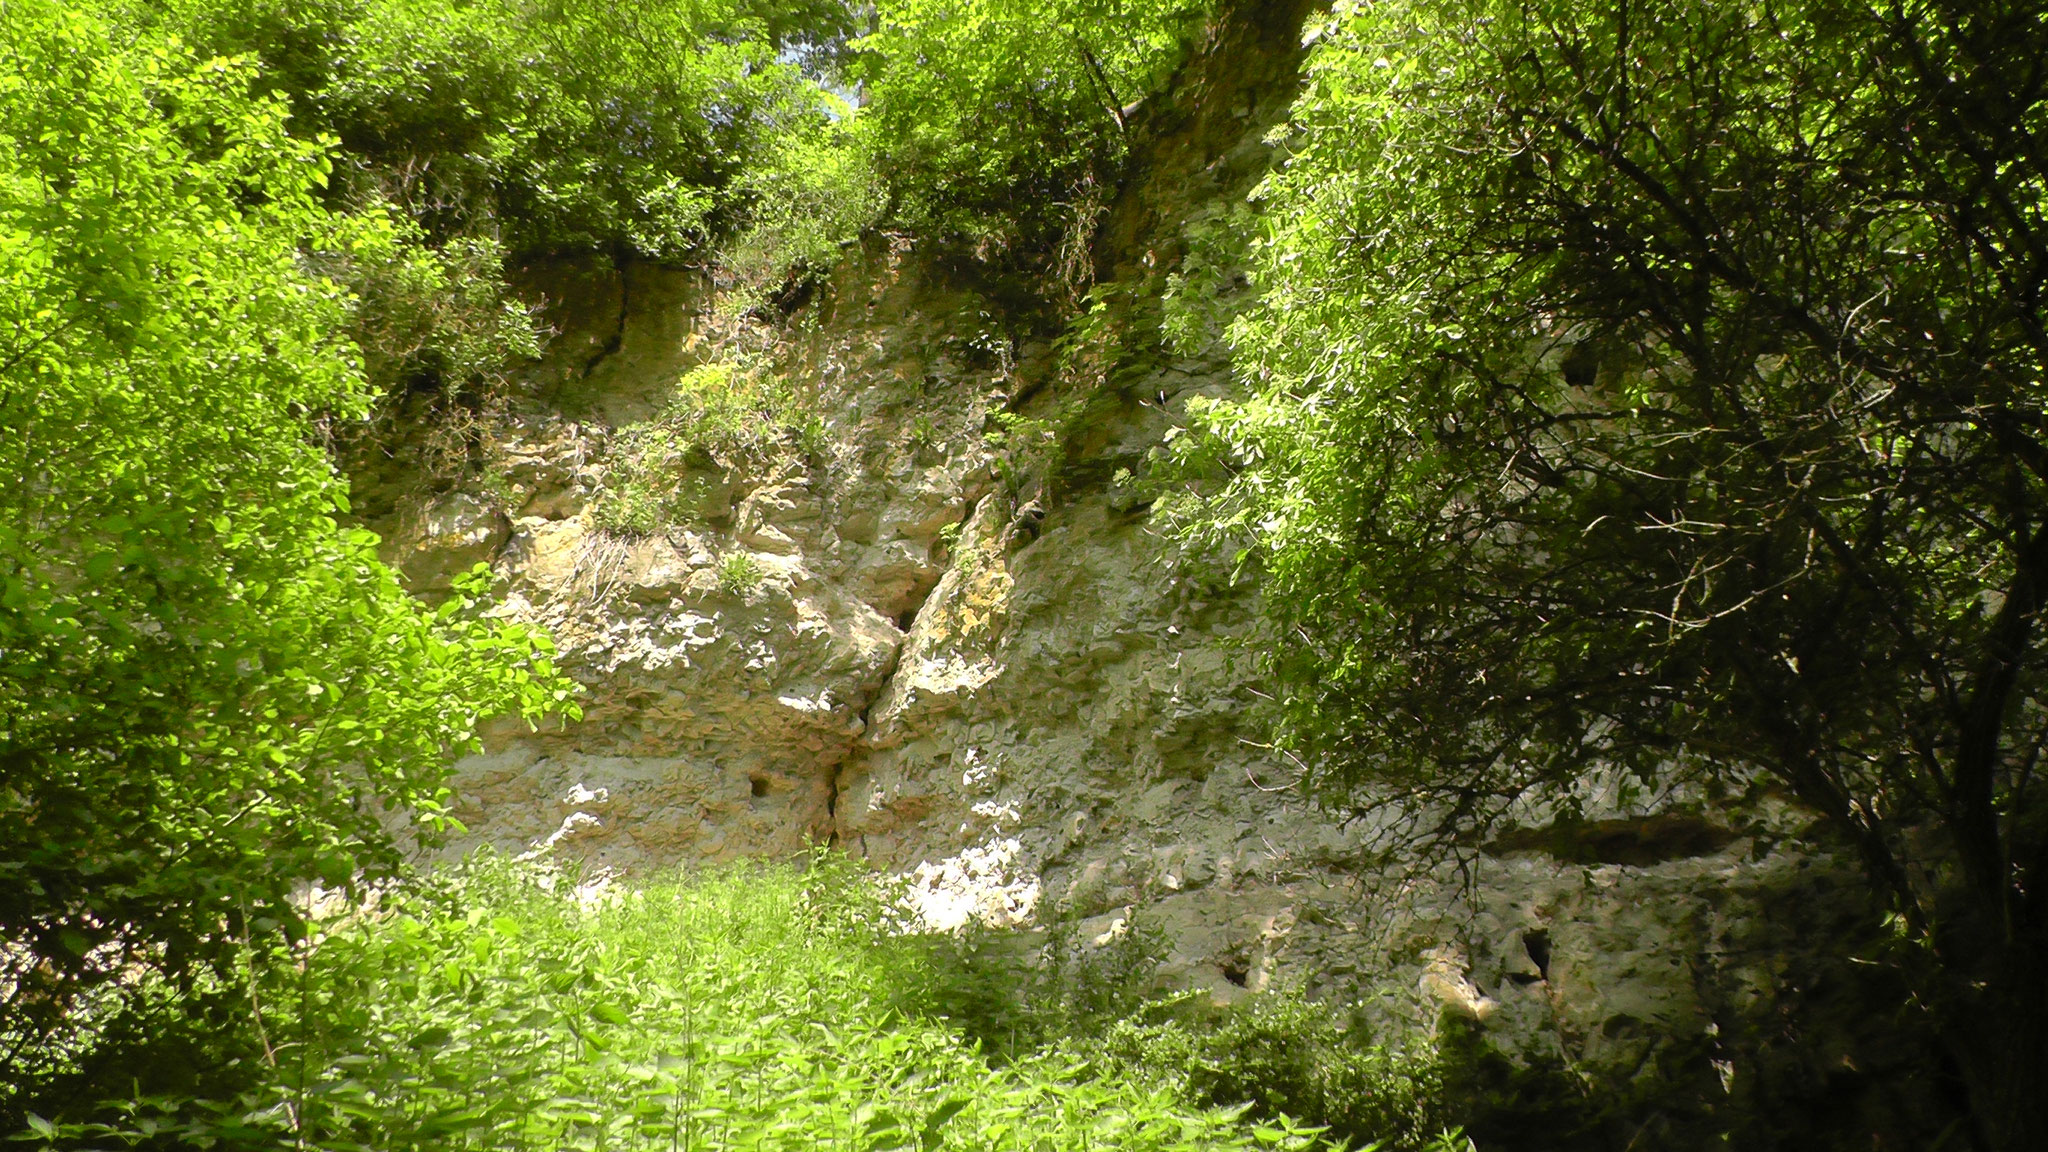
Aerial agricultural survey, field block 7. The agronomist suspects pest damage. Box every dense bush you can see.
[854,0,1213,265]
[0,0,574,1123]
[913,909,1467,1151]
[916,906,1172,1061]
[16,857,1343,1152]
[715,110,890,310]
[120,0,856,261]
[106,0,1211,285]
[94,0,867,433]
[80,0,1224,416]
[1167,0,2048,1141]
[1094,998,1448,1152]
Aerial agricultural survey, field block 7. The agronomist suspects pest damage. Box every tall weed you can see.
[19,856,1335,1152]
[914,907,1461,1152]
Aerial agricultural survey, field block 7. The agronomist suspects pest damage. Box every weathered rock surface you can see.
[351,2,1936,1145]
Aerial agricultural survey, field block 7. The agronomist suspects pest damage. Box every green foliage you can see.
[1095,996,1450,1152]
[595,362,821,536]
[668,362,827,461]
[920,909,1170,1061]
[124,0,859,261]
[718,109,889,312]
[917,910,1466,1151]
[88,0,1226,395]
[19,856,1334,1152]
[984,410,1064,491]
[0,0,575,1119]
[321,222,550,489]
[718,552,766,595]
[855,0,1212,260]
[1172,0,2048,1140]
[94,0,870,499]
[119,0,1223,282]
[326,227,543,400]
[1158,203,1257,358]
[590,475,674,538]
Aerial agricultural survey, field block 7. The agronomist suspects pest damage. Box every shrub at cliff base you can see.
[14,858,1419,1152]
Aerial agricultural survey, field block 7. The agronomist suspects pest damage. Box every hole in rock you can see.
[749,774,771,799]
[1221,962,1249,988]
[1483,813,1737,865]
[1562,341,1600,390]
[1523,929,1552,981]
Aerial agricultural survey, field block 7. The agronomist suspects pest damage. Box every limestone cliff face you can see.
[353,3,1931,1145]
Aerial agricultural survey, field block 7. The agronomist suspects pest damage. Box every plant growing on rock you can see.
[661,362,821,464]
[592,362,820,537]
[719,552,766,596]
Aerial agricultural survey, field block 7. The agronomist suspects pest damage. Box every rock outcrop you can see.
[350,2,1939,1146]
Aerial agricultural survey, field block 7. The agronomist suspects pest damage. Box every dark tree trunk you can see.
[1944,934,2048,1150]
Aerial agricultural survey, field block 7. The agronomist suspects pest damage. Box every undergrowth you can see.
[18,855,1404,1152]
[918,913,1460,1152]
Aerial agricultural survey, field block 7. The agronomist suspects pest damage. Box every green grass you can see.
[27,855,1353,1152]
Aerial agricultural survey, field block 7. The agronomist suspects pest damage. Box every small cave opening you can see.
[1561,341,1600,390]
[1221,961,1249,988]
[749,774,771,799]
[1522,929,1553,982]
